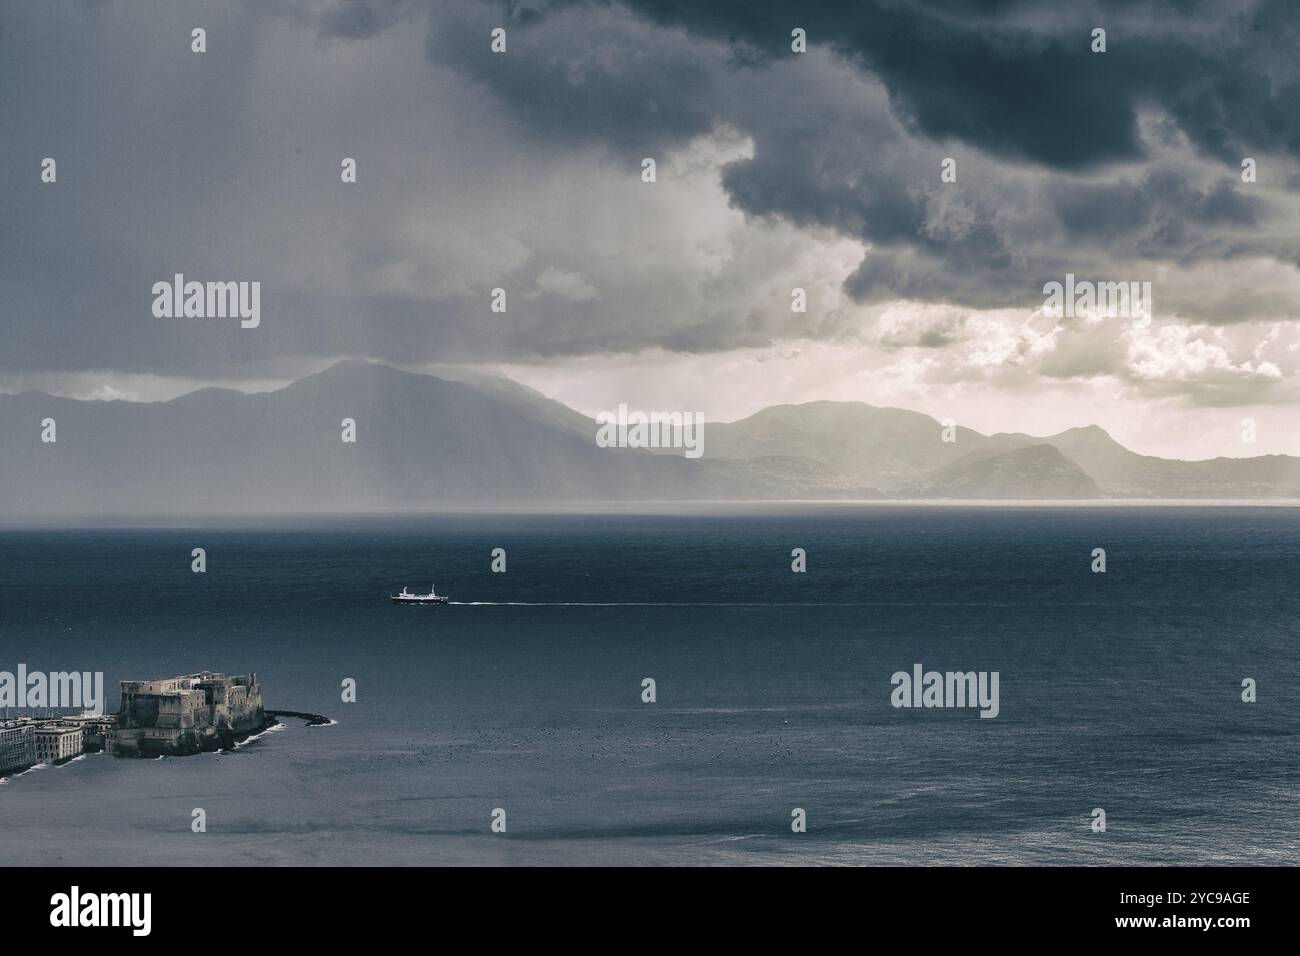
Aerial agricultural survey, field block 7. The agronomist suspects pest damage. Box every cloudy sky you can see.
[3,0,1299,458]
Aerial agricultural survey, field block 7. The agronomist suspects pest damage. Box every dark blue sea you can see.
[1,506,1297,865]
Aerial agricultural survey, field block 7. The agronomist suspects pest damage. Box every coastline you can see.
[3,498,1300,530]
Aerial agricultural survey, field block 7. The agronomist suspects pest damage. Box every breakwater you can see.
[265,710,335,727]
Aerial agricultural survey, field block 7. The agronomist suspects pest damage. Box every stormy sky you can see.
[2,0,1299,457]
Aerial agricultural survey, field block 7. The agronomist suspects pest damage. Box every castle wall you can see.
[113,672,267,757]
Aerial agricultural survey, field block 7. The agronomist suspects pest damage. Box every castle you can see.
[113,672,268,757]
[0,672,269,772]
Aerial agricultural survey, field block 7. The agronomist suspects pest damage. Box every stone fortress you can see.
[0,672,268,775]
[115,672,268,756]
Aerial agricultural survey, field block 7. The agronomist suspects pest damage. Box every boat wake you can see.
[447,601,869,607]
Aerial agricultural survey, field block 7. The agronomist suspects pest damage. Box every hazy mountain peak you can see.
[3,363,1300,511]
[1051,424,1122,445]
[902,443,1102,499]
[288,359,416,388]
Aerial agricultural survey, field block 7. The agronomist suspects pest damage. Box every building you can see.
[114,672,267,757]
[65,714,119,753]
[0,721,36,775]
[34,723,83,764]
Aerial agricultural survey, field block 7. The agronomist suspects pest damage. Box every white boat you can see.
[390,583,450,605]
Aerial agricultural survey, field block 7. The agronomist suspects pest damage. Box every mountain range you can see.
[2,360,1298,514]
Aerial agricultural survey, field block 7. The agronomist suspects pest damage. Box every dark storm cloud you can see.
[316,1,410,41]
[601,0,1300,167]
[427,0,721,155]
[3,0,1299,384]
[448,0,1300,313]
[1050,170,1263,257]
[1051,172,1260,248]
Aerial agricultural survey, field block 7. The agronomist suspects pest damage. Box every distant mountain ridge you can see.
[1,360,1297,514]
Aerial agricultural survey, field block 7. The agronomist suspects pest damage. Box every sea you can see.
[1,505,1297,866]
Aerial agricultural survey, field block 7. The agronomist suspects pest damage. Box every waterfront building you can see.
[0,721,36,775]
[34,723,83,764]
[66,714,119,752]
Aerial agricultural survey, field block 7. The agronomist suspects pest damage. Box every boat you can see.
[390,583,450,605]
